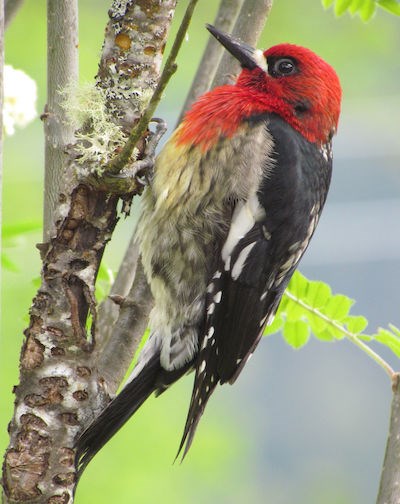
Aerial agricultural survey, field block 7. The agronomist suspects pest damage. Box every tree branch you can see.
[43,0,79,241]
[376,374,400,504]
[212,0,273,87]
[96,257,153,394]
[96,233,140,357]
[105,0,200,175]
[178,0,244,122]
[2,1,177,502]
[4,0,23,28]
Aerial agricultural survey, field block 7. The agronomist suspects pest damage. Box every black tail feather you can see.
[75,353,161,474]
[176,352,219,461]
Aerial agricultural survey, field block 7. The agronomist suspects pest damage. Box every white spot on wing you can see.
[231,242,256,280]
[262,225,271,240]
[207,303,215,315]
[213,291,222,303]
[199,360,206,373]
[221,194,264,263]
[207,327,215,339]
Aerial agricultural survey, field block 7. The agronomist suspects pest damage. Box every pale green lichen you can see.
[60,83,137,174]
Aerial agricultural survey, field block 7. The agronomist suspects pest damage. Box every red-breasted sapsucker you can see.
[76,25,342,470]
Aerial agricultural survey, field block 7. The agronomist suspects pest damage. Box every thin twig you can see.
[212,0,273,87]
[106,0,200,175]
[284,290,395,379]
[178,0,244,122]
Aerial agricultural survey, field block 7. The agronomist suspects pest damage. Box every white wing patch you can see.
[221,193,265,271]
[231,242,256,280]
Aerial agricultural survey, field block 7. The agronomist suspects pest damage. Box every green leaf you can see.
[321,0,335,7]
[345,315,368,334]
[359,0,376,19]
[389,324,400,337]
[348,0,365,14]
[323,294,354,321]
[314,328,336,341]
[287,271,308,298]
[335,0,353,15]
[283,276,355,342]
[304,280,332,308]
[374,327,400,358]
[283,320,310,349]
[284,295,307,321]
[307,311,328,336]
[377,0,400,15]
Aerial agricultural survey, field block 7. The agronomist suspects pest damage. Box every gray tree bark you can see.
[43,0,79,241]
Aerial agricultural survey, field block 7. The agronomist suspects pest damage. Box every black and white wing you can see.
[177,114,332,458]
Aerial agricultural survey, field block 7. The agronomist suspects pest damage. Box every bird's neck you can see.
[175,85,328,152]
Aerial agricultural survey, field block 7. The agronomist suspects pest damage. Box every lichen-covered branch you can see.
[2,1,177,502]
[105,0,199,175]
[96,0,177,132]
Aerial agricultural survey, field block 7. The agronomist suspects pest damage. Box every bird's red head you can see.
[176,26,342,151]
[237,43,341,144]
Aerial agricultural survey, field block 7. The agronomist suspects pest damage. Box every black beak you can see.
[206,24,259,70]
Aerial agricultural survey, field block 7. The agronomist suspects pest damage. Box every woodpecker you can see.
[76,25,342,470]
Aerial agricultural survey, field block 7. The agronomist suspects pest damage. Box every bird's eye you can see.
[271,58,297,77]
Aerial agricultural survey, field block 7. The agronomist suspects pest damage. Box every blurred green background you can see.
[2,1,400,503]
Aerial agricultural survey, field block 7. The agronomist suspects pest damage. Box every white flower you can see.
[3,65,37,136]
